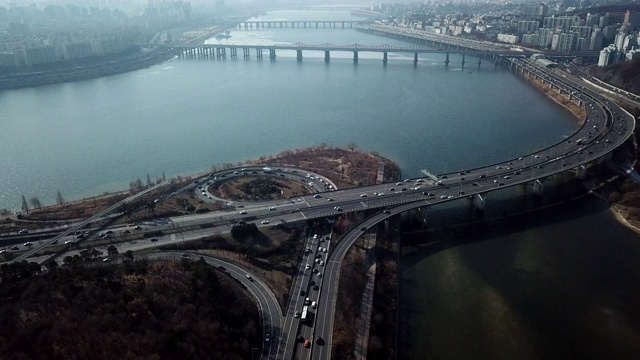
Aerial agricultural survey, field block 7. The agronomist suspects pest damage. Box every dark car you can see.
[361,227,367,231]
[316,337,324,345]
[313,285,320,291]
[383,210,391,214]
[300,289,305,296]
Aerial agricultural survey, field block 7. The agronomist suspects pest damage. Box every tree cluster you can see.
[238,178,281,198]
[0,258,260,360]
[230,222,260,239]
[592,58,640,97]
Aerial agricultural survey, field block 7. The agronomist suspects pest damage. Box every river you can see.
[0,9,638,359]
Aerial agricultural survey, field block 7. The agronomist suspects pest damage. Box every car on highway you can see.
[311,301,317,309]
[320,261,324,266]
[316,337,324,345]
[317,273,322,278]
[18,229,29,234]
[181,253,190,258]
[305,264,310,270]
[360,227,367,231]
[300,289,305,296]
[261,220,269,224]
[304,339,310,348]
[360,194,367,197]
[313,285,320,290]
[239,210,247,215]
[150,238,158,242]
[383,210,391,214]
[10,246,19,251]
[23,242,33,246]
[313,194,321,198]
[265,334,270,342]
[245,274,253,281]
[295,311,300,318]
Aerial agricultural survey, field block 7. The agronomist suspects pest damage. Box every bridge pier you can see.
[461,53,466,67]
[445,53,449,66]
[478,57,482,66]
[342,21,345,28]
[243,48,250,58]
[269,48,276,60]
[383,52,388,64]
[517,183,527,196]
[315,22,318,28]
[473,192,487,212]
[413,53,418,64]
[324,51,330,62]
[533,178,545,197]
[575,165,587,180]
[256,48,262,58]
[353,51,358,63]
[230,48,237,58]
[296,50,303,61]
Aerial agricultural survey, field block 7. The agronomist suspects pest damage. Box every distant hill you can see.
[571,4,640,16]
[591,58,640,96]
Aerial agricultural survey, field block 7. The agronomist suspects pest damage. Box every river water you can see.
[1,9,638,359]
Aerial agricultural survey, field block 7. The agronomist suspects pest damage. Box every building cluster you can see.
[374,1,640,67]
[0,0,192,67]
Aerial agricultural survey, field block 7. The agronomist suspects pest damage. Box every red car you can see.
[304,339,310,348]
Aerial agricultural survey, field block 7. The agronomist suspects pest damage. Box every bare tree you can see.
[146,173,151,187]
[29,197,42,210]
[21,195,29,214]
[55,191,65,206]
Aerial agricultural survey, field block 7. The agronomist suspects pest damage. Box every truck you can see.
[301,305,309,322]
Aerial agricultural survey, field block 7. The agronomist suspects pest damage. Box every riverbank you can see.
[1,147,400,233]
[0,47,175,91]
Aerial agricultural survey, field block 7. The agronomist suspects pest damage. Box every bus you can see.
[301,305,309,322]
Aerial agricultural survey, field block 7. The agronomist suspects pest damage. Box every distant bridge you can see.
[166,42,522,64]
[237,20,365,29]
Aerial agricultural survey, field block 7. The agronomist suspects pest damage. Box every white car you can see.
[319,261,324,266]
[239,210,247,215]
[261,220,269,224]
[305,264,310,270]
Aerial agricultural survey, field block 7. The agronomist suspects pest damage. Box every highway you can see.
[11,180,173,262]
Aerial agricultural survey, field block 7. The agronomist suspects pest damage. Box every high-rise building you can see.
[543,16,580,32]
[517,20,539,33]
[575,37,589,51]
[522,33,541,47]
[586,13,600,27]
[539,28,556,48]
[522,3,548,18]
[624,10,640,30]
[590,28,604,50]
[598,45,615,66]
[551,33,561,50]
[557,33,575,53]
[614,32,626,50]
[570,25,591,39]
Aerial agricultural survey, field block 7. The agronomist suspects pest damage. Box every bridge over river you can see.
[168,42,522,64]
